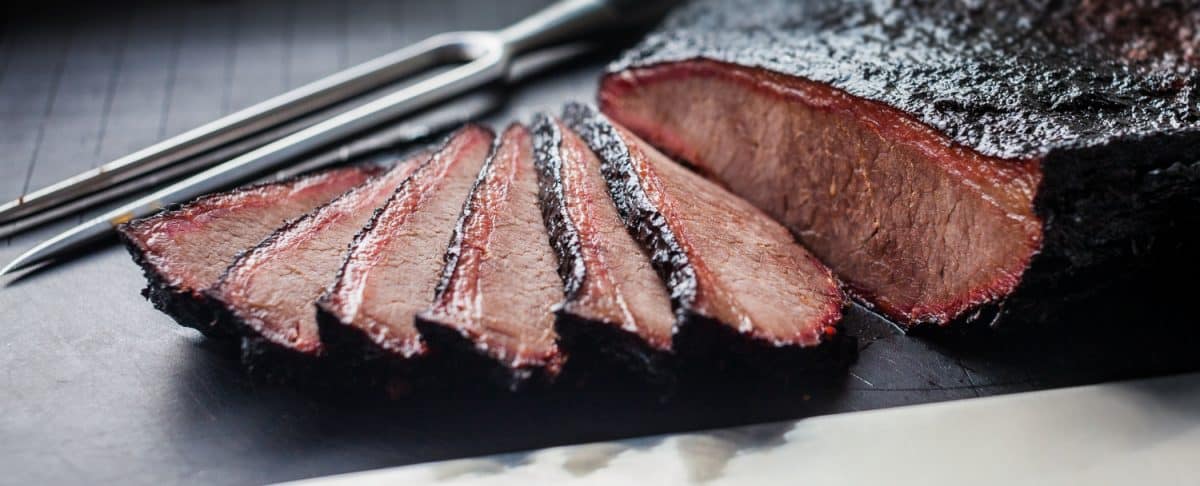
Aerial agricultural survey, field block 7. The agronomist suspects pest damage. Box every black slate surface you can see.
[2,1,1200,485]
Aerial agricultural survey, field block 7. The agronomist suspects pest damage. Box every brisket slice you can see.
[207,151,427,363]
[600,0,1200,327]
[531,113,676,376]
[416,124,564,387]
[116,166,378,337]
[564,103,844,369]
[316,125,494,363]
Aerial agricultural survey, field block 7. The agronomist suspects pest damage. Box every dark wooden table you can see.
[3,1,1199,484]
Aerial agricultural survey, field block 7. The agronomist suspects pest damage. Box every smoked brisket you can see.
[208,151,427,367]
[600,0,1200,327]
[532,113,677,376]
[416,124,564,388]
[564,103,844,371]
[316,125,494,365]
[117,166,377,337]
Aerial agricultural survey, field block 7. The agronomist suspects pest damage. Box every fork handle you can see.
[499,0,679,55]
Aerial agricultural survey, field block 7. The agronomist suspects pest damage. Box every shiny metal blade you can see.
[1,0,676,278]
[2,40,506,277]
[0,35,453,226]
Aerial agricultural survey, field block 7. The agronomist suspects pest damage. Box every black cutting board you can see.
[2,1,1198,484]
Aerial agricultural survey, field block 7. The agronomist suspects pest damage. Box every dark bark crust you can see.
[419,126,561,389]
[227,200,404,385]
[1000,132,1200,326]
[919,129,1200,332]
[117,166,381,339]
[530,114,588,301]
[308,126,498,384]
[413,317,556,391]
[551,311,677,384]
[207,150,430,354]
[670,310,857,382]
[117,232,228,337]
[610,0,1200,330]
[614,0,1200,161]
[315,307,534,396]
[431,131,502,299]
[309,199,395,363]
[210,151,445,379]
[563,102,848,370]
[560,104,699,312]
[213,158,421,389]
[223,131,467,383]
[531,113,678,379]
[240,329,431,398]
[309,306,423,393]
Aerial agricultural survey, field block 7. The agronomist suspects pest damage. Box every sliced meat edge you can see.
[600,60,1042,326]
[117,165,378,336]
[316,125,495,361]
[564,102,844,356]
[532,113,677,376]
[209,151,429,358]
[416,124,564,386]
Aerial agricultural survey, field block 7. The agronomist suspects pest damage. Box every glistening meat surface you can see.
[601,0,1200,326]
[532,113,676,375]
[209,152,427,357]
[117,166,377,336]
[417,124,564,385]
[602,61,1043,326]
[565,103,843,360]
[317,125,494,360]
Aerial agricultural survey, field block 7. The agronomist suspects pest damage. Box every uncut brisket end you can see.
[531,113,676,376]
[600,0,1200,327]
[207,151,427,368]
[416,124,564,388]
[603,61,1043,328]
[565,103,844,370]
[116,166,377,337]
[316,125,494,363]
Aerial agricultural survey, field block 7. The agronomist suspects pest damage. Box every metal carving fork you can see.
[1,0,674,277]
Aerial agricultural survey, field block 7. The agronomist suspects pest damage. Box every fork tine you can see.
[2,36,507,277]
[0,35,455,227]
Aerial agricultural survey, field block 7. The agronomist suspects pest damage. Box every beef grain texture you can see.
[117,166,378,337]
[317,125,494,370]
[600,0,1200,327]
[565,103,846,373]
[207,151,428,376]
[416,124,564,389]
[532,113,677,378]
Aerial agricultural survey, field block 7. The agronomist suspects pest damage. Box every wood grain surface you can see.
[1,1,1198,485]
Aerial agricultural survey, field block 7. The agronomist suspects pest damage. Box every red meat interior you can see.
[601,60,1043,325]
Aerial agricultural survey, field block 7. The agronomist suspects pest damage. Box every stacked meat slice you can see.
[531,114,676,376]
[122,111,847,389]
[316,125,494,365]
[417,125,564,387]
[120,0,1200,389]
[206,150,427,368]
[564,103,843,371]
[118,166,379,337]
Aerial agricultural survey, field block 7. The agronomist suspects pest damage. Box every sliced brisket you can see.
[565,103,844,367]
[600,0,1200,326]
[416,124,564,387]
[208,151,427,360]
[117,166,377,337]
[316,125,494,362]
[531,113,676,375]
